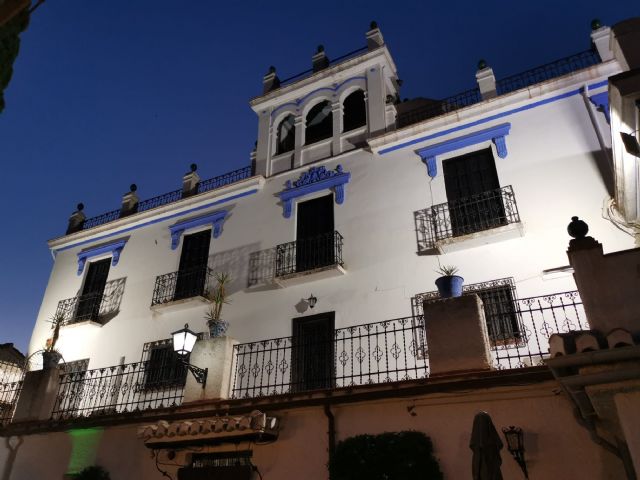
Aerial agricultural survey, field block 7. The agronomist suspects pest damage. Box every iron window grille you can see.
[55,278,126,325]
[0,360,25,426]
[141,339,189,391]
[275,230,344,277]
[152,266,214,306]
[414,185,520,253]
[179,452,254,480]
[412,277,525,346]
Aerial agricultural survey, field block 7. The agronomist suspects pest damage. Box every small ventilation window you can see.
[305,100,333,145]
[178,451,254,480]
[342,90,366,132]
[276,114,295,155]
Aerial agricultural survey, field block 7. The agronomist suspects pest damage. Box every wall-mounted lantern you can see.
[502,426,528,478]
[171,323,208,388]
[307,294,318,309]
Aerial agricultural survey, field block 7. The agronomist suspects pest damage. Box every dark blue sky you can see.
[0,1,637,353]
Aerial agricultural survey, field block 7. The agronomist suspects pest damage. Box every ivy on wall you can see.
[329,431,444,480]
[0,5,30,113]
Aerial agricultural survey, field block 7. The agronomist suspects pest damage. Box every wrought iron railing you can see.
[52,360,186,420]
[0,361,25,426]
[397,87,482,128]
[414,185,520,253]
[79,166,253,231]
[55,278,126,325]
[151,265,214,306]
[413,287,587,370]
[496,49,601,95]
[231,316,428,399]
[275,231,344,277]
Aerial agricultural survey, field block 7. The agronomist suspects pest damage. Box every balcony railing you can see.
[231,316,428,399]
[80,166,253,231]
[496,49,601,95]
[55,278,126,325]
[151,265,213,306]
[275,231,344,277]
[0,361,25,426]
[52,360,186,420]
[397,87,482,128]
[414,185,520,253]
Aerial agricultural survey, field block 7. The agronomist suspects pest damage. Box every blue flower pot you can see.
[208,320,229,338]
[435,275,464,298]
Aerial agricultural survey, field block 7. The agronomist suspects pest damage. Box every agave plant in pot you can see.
[205,272,231,337]
[42,312,65,369]
[435,265,464,298]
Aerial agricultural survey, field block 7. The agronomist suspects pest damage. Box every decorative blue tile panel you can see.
[169,210,228,250]
[279,165,351,218]
[415,123,512,177]
[77,239,128,275]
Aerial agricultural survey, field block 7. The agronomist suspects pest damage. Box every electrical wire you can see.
[154,451,174,480]
[601,197,638,239]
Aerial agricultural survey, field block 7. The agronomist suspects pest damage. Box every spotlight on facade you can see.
[171,323,208,387]
[502,426,528,478]
[307,294,318,309]
[620,131,640,157]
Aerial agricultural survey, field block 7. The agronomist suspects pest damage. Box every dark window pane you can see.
[305,101,333,144]
[276,115,295,154]
[343,90,366,132]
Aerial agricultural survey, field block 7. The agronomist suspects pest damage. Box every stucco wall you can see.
[0,382,626,479]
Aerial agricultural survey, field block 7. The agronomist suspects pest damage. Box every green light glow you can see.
[66,428,104,475]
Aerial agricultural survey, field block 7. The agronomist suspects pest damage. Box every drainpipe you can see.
[324,404,336,464]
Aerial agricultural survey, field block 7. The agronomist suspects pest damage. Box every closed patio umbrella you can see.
[470,411,504,480]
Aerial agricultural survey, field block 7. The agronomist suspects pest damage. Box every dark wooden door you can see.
[174,230,211,300]
[296,194,334,272]
[442,148,505,236]
[76,258,110,321]
[291,312,335,392]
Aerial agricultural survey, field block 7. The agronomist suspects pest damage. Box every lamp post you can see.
[502,426,528,479]
[171,323,208,388]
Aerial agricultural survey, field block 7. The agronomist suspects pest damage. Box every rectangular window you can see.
[291,312,335,392]
[75,258,111,322]
[295,194,335,273]
[142,340,189,390]
[442,148,506,237]
[178,451,253,480]
[174,229,211,300]
[412,278,524,346]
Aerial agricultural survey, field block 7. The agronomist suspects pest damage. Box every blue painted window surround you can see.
[278,165,351,218]
[77,239,127,275]
[169,210,228,250]
[415,123,511,178]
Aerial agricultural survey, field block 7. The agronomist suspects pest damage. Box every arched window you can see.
[305,100,333,145]
[276,115,296,154]
[342,90,366,132]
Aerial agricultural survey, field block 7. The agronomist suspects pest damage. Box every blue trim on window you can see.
[379,81,608,156]
[169,210,228,250]
[77,239,127,275]
[271,76,367,118]
[589,92,610,123]
[278,165,351,218]
[415,123,511,177]
[55,189,258,254]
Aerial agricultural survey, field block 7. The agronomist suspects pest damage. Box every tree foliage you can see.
[329,431,443,480]
[0,6,30,113]
[76,465,111,480]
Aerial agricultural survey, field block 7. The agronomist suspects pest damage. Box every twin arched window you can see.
[275,90,367,152]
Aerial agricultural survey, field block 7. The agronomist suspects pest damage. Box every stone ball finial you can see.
[130,183,138,192]
[190,163,198,172]
[268,65,276,74]
[370,21,378,30]
[77,202,84,211]
[591,18,602,30]
[317,45,325,53]
[477,59,488,70]
[568,216,589,239]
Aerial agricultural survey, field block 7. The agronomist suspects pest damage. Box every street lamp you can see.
[502,426,528,478]
[171,323,208,388]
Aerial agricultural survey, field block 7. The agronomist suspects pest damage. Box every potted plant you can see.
[205,272,231,337]
[434,265,464,298]
[42,312,65,368]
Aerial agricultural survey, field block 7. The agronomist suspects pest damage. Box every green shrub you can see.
[329,431,443,480]
[76,465,110,480]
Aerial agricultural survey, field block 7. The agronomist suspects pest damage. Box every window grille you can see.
[141,340,189,390]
